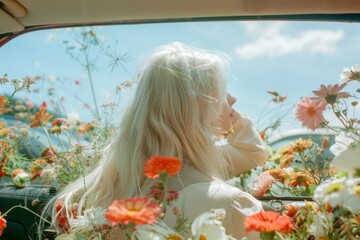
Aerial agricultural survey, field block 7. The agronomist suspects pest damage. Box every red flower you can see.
[55,200,77,230]
[105,196,161,226]
[144,156,182,179]
[0,213,6,236]
[244,211,294,234]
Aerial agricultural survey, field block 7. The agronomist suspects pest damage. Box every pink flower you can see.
[312,84,351,105]
[295,97,327,131]
[252,171,275,197]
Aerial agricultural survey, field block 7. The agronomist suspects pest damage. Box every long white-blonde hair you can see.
[42,42,231,234]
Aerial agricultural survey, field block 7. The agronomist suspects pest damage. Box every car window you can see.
[0,20,358,187]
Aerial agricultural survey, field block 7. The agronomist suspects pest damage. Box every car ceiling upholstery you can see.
[1,0,360,44]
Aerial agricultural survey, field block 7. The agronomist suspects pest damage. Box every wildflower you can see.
[191,209,232,240]
[149,182,179,203]
[72,207,108,232]
[0,96,10,114]
[267,90,279,96]
[105,196,162,226]
[40,102,47,109]
[78,122,95,133]
[339,65,360,83]
[41,146,58,163]
[0,213,7,237]
[244,211,294,234]
[19,127,28,137]
[292,138,313,152]
[11,169,31,188]
[144,156,182,179]
[321,137,330,149]
[313,178,348,208]
[252,171,275,197]
[285,171,315,187]
[312,83,351,105]
[29,159,47,180]
[30,109,53,128]
[282,204,298,220]
[279,145,295,156]
[268,169,288,183]
[0,77,9,84]
[295,97,327,131]
[56,201,70,230]
[52,118,70,127]
[40,166,57,185]
[280,154,294,168]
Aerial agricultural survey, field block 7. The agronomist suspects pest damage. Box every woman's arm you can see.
[220,109,269,177]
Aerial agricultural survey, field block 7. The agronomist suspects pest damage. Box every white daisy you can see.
[313,178,348,208]
[72,207,108,232]
[191,209,234,240]
[330,133,360,174]
[339,64,360,83]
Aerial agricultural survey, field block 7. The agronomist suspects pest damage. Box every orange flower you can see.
[279,145,294,156]
[30,109,53,128]
[283,204,298,219]
[105,196,161,226]
[29,159,47,180]
[0,96,10,114]
[144,156,182,179]
[268,169,288,183]
[244,211,294,233]
[280,154,294,168]
[285,172,315,187]
[0,213,6,237]
[292,138,313,152]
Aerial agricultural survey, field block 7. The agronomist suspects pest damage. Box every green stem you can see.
[1,205,51,225]
[85,54,100,121]
[42,127,55,149]
[160,173,168,214]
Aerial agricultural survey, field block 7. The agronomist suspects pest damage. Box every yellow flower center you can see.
[199,234,207,240]
[354,186,360,196]
[325,182,342,194]
[167,235,183,240]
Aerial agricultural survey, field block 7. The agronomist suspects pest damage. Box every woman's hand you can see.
[219,93,239,131]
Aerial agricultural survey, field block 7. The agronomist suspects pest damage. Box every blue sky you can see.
[1,20,359,137]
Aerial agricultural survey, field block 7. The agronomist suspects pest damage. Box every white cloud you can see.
[34,61,40,67]
[236,22,344,59]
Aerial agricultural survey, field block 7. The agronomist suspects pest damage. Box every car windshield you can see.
[1,21,358,133]
[0,20,359,191]
[1,18,360,240]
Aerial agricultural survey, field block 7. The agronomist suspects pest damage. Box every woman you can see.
[44,42,268,239]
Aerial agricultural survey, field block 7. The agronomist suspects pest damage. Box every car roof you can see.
[1,0,360,46]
